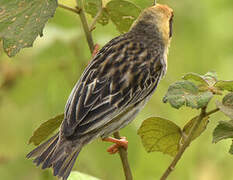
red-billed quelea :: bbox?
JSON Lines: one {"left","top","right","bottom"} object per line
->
{"left": 27, "top": 3, "right": 174, "bottom": 180}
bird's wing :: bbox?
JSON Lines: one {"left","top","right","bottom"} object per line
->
{"left": 62, "top": 35, "right": 164, "bottom": 138}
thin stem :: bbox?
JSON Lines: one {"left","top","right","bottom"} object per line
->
{"left": 58, "top": 4, "right": 81, "bottom": 14}
{"left": 76, "top": 0, "right": 94, "bottom": 52}
{"left": 89, "top": 6, "right": 103, "bottom": 31}
{"left": 153, "top": 0, "right": 157, "bottom": 5}
{"left": 205, "top": 108, "right": 219, "bottom": 116}
{"left": 160, "top": 107, "right": 207, "bottom": 180}
{"left": 113, "top": 132, "right": 133, "bottom": 180}
{"left": 74, "top": 1, "right": 133, "bottom": 179}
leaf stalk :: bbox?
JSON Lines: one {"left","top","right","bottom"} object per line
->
{"left": 89, "top": 2, "right": 103, "bottom": 31}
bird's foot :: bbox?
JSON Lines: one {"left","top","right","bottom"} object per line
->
{"left": 102, "top": 137, "right": 128, "bottom": 154}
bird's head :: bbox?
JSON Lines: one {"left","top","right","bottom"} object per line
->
{"left": 131, "top": 4, "right": 174, "bottom": 46}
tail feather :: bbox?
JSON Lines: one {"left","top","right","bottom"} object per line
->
{"left": 27, "top": 133, "right": 82, "bottom": 180}
{"left": 26, "top": 133, "right": 59, "bottom": 159}
{"left": 53, "top": 148, "right": 80, "bottom": 179}
{"left": 61, "top": 150, "right": 80, "bottom": 180}
{"left": 53, "top": 155, "right": 67, "bottom": 176}
{"left": 59, "top": 149, "right": 79, "bottom": 176}
{"left": 33, "top": 134, "right": 59, "bottom": 166}
{"left": 41, "top": 146, "right": 56, "bottom": 169}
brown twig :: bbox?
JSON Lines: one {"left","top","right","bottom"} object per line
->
{"left": 76, "top": 0, "right": 94, "bottom": 52}
{"left": 113, "top": 132, "right": 133, "bottom": 180}
{"left": 74, "top": 0, "right": 133, "bottom": 179}
{"left": 58, "top": 4, "right": 81, "bottom": 14}
{"left": 160, "top": 107, "right": 207, "bottom": 180}
{"left": 59, "top": 2, "right": 95, "bottom": 52}
{"left": 205, "top": 108, "right": 219, "bottom": 116}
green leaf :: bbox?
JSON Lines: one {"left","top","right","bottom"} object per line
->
{"left": 84, "top": 0, "right": 109, "bottom": 25}
{"left": 131, "top": 0, "right": 154, "bottom": 9}
{"left": 183, "top": 72, "right": 223, "bottom": 94}
{"left": 215, "top": 80, "right": 233, "bottom": 92}
{"left": 68, "top": 171, "right": 101, "bottom": 180}
{"left": 223, "top": 93, "right": 233, "bottom": 107}
{"left": 28, "top": 113, "right": 64, "bottom": 146}
{"left": 163, "top": 81, "right": 213, "bottom": 109}
{"left": 0, "top": 0, "right": 58, "bottom": 57}
{"left": 216, "top": 101, "right": 233, "bottom": 119}
{"left": 203, "top": 71, "right": 218, "bottom": 86}
{"left": 213, "top": 120, "right": 233, "bottom": 155}
{"left": 183, "top": 72, "right": 209, "bottom": 86}
{"left": 183, "top": 116, "right": 209, "bottom": 141}
{"left": 216, "top": 93, "right": 233, "bottom": 119}
{"left": 183, "top": 71, "right": 218, "bottom": 87}
{"left": 212, "top": 120, "right": 233, "bottom": 143}
{"left": 106, "top": 0, "right": 141, "bottom": 33}
{"left": 138, "top": 117, "right": 182, "bottom": 157}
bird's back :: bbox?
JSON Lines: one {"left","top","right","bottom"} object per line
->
{"left": 61, "top": 31, "right": 166, "bottom": 142}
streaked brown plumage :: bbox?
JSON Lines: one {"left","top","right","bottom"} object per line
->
{"left": 27, "top": 4, "right": 174, "bottom": 180}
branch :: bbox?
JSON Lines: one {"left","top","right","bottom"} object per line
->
{"left": 58, "top": 2, "right": 94, "bottom": 52}
{"left": 58, "top": 4, "right": 81, "bottom": 14}
{"left": 160, "top": 107, "right": 207, "bottom": 180}
{"left": 113, "top": 132, "right": 133, "bottom": 180}
{"left": 74, "top": 1, "right": 133, "bottom": 179}
{"left": 205, "top": 108, "right": 219, "bottom": 116}
{"left": 76, "top": 0, "right": 94, "bottom": 52}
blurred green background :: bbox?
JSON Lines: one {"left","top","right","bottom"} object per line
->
{"left": 0, "top": 0, "right": 233, "bottom": 180}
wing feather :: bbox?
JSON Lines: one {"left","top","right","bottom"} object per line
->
{"left": 62, "top": 34, "right": 164, "bottom": 138}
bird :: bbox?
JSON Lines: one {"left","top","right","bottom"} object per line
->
{"left": 27, "top": 3, "right": 174, "bottom": 180}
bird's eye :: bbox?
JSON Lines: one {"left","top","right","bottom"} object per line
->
{"left": 169, "top": 14, "right": 174, "bottom": 38}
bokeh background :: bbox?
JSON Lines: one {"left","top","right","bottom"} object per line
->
{"left": 0, "top": 0, "right": 233, "bottom": 180}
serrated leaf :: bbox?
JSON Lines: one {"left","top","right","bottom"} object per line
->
{"left": 84, "top": 0, "right": 109, "bottom": 25}
{"left": 215, "top": 80, "right": 233, "bottom": 92}
{"left": 183, "top": 71, "right": 218, "bottom": 86}
{"left": 106, "top": 0, "right": 141, "bottom": 33}
{"left": 183, "top": 72, "right": 209, "bottom": 86}
{"left": 203, "top": 71, "right": 218, "bottom": 86}
{"left": 138, "top": 117, "right": 182, "bottom": 157}
{"left": 68, "top": 171, "right": 101, "bottom": 180}
{"left": 223, "top": 93, "right": 233, "bottom": 107}
{"left": 216, "top": 101, "right": 233, "bottom": 119}
{"left": 183, "top": 72, "right": 222, "bottom": 94}
{"left": 28, "top": 113, "right": 64, "bottom": 146}
{"left": 204, "top": 71, "right": 218, "bottom": 79}
{"left": 216, "top": 93, "right": 233, "bottom": 119}
{"left": 0, "top": 0, "right": 58, "bottom": 57}
{"left": 163, "top": 81, "right": 213, "bottom": 109}
{"left": 183, "top": 116, "right": 209, "bottom": 141}
{"left": 212, "top": 120, "right": 233, "bottom": 143}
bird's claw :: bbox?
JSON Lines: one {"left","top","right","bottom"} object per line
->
{"left": 102, "top": 137, "right": 128, "bottom": 155}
